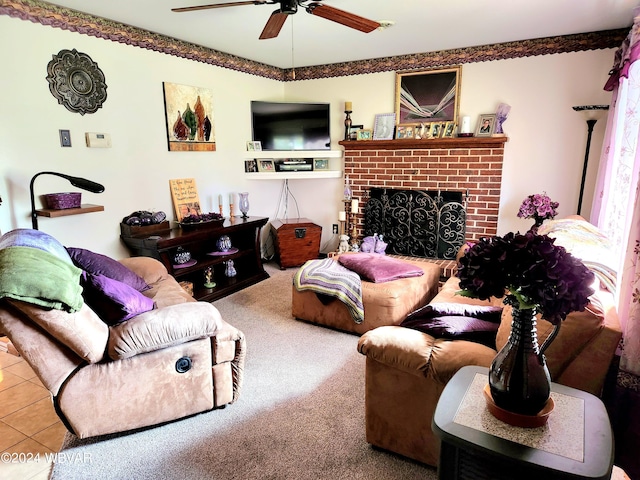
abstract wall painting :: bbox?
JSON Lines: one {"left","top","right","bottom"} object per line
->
{"left": 163, "top": 82, "right": 215, "bottom": 152}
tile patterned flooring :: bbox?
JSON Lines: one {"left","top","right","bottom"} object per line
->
{"left": 0, "top": 349, "right": 66, "bottom": 480}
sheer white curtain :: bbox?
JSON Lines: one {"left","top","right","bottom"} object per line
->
{"left": 592, "top": 11, "right": 640, "bottom": 376}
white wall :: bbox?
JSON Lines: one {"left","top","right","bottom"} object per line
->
{"left": 0, "top": 14, "right": 616, "bottom": 259}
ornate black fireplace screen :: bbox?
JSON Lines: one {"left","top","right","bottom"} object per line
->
{"left": 363, "top": 188, "right": 467, "bottom": 259}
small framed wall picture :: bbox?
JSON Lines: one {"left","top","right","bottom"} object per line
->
{"left": 257, "top": 159, "right": 275, "bottom": 172}
{"left": 246, "top": 141, "right": 255, "bottom": 151}
{"left": 475, "top": 114, "right": 496, "bottom": 137}
{"left": 373, "top": 113, "right": 396, "bottom": 140}
{"left": 314, "top": 158, "right": 329, "bottom": 171}
{"left": 253, "top": 141, "right": 262, "bottom": 151}
{"left": 356, "top": 129, "right": 372, "bottom": 140}
{"left": 244, "top": 159, "right": 258, "bottom": 173}
{"left": 431, "top": 122, "right": 443, "bottom": 138}
{"left": 442, "top": 121, "right": 456, "bottom": 138}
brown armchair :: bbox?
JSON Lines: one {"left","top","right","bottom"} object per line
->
{"left": 0, "top": 253, "right": 245, "bottom": 439}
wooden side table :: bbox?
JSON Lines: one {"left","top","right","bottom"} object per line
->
{"left": 433, "top": 365, "right": 614, "bottom": 480}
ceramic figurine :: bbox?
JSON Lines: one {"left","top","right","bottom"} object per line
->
{"left": 203, "top": 266, "right": 216, "bottom": 288}
{"left": 224, "top": 260, "right": 237, "bottom": 277}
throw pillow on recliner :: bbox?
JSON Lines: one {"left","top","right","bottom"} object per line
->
{"left": 66, "top": 247, "right": 150, "bottom": 292}
{"left": 401, "top": 302, "right": 503, "bottom": 348}
{"left": 81, "top": 272, "right": 155, "bottom": 326}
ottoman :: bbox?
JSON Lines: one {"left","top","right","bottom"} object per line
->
{"left": 292, "top": 257, "right": 441, "bottom": 335}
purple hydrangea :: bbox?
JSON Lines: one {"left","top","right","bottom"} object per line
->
{"left": 456, "top": 231, "right": 594, "bottom": 325}
{"left": 517, "top": 193, "right": 559, "bottom": 224}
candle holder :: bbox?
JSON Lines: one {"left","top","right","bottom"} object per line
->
{"left": 344, "top": 110, "right": 352, "bottom": 141}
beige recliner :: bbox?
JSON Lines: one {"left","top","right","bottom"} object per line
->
{"left": 0, "top": 255, "right": 245, "bottom": 439}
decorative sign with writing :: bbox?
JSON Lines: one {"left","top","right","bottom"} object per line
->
{"left": 169, "top": 178, "right": 202, "bottom": 221}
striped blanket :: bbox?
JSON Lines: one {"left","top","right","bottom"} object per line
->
{"left": 293, "top": 258, "right": 364, "bottom": 324}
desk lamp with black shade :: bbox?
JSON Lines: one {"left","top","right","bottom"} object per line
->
{"left": 30, "top": 171, "right": 105, "bottom": 230}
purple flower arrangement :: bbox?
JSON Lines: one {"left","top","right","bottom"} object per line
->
{"left": 457, "top": 231, "right": 595, "bottom": 325}
{"left": 517, "top": 193, "right": 559, "bottom": 225}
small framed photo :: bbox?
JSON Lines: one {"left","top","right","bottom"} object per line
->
{"left": 59, "top": 129, "right": 71, "bottom": 147}
{"left": 257, "top": 159, "right": 275, "bottom": 172}
{"left": 246, "top": 141, "right": 255, "bottom": 151}
{"left": 475, "top": 114, "right": 496, "bottom": 137}
{"left": 417, "top": 123, "right": 432, "bottom": 139}
{"left": 442, "top": 122, "right": 456, "bottom": 138}
{"left": 373, "top": 113, "right": 396, "bottom": 140}
{"left": 396, "top": 125, "right": 414, "bottom": 139}
{"left": 349, "top": 124, "right": 364, "bottom": 140}
{"left": 356, "top": 129, "right": 372, "bottom": 141}
{"left": 431, "top": 122, "right": 444, "bottom": 138}
{"left": 314, "top": 158, "right": 329, "bottom": 171}
{"left": 244, "top": 159, "right": 258, "bottom": 173}
{"left": 253, "top": 141, "right": 262, "bottom": 151}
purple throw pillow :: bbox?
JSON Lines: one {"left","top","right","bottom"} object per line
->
{"left": 401, "top": 314, "right": 499, "bottom": 348}
{"left": 338, "top": 253, "right": 424, "bottom": 283}
{"left": 81, "top": 272, "right": 155, "bottom": 325}
{"left": 67, "top": 247, "right": 150, "bottom": 292}
{"left": 401, "top": 303, "right": 503, "bottom": 348}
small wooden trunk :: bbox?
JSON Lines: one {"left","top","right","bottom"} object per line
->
{"left": 271, "top": 218, "right": 322, "bottom": 269}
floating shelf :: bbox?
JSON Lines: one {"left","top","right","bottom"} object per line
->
{"left": 245, "top": 150, "right": 342, "bottom": 159}
{"left": 35, "top": 204, "right": 104, "bottom": 218}
{"left": 245, "top": 170, "right": 342, "bottom": 180}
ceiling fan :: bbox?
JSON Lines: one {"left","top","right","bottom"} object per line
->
{"left": 172, "top": 0, "right": 381, "bottom": 40}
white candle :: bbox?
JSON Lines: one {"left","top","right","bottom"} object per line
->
{"left": 229, "top": 193, "right": 234, "bottom": 204}
{"left": 345, "top": 101, "right": 352, "bottom": 112}
{"left": 338, "top": 211, "right": 346, "bottom": 222}
{"left": 351, "top": 199, "right": 359, "bottom": 213}
{"left": 461, "top": 116, "right": 471, "bottom": 133}
{"left": 218, "top": 194, "right": 223, "bottom": 206}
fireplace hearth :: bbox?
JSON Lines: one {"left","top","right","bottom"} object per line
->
{"left": 364, "top": 188, "right": 467, "bottom": 260}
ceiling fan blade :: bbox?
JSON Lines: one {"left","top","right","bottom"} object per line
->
{"left": 307, "top": 3, "right": 380, "bottom": 33}
{"left": 259, "top": 10, "right": 288, "bottom": 39}
{"left": 172, "top": 1, "right": 269, "bottom": 13}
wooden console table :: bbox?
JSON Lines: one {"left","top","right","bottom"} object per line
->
{"left": 121, "top": 216, "right": 269, "bottom": 302}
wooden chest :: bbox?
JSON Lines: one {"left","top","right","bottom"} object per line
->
{"left": 271, "top": 218, "right": 322, "bottom": 269}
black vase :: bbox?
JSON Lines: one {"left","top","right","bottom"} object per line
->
{"left": 488, "top": 307, "right": 558, "bottom": 415}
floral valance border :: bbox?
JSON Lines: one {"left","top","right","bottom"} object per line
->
{"left": 0, "top": 0, "right": 628, "bottom": 82}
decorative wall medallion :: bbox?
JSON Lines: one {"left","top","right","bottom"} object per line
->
{"left": 46, "top": 49, "right": 108, "bottom": 115}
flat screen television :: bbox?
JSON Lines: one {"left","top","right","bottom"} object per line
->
{"left": 251, "top": 101, "right": 331, "bottom": 151}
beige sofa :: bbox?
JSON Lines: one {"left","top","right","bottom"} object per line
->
{"left": 357, "top": 218, "right": 622, "bottom": 466}
{"left": 0, "top": 255, "right": 245, "bottom": 439}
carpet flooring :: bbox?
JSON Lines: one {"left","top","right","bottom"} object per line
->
{"left": 51, "top": 263, "right": 438, "bottom": 480}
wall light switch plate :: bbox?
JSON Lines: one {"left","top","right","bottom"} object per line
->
{"left": 85, "top": 132, "right": 112, "bottom": 148}
{"left": 59, "top": 129, "right": 71, "bottom": 147}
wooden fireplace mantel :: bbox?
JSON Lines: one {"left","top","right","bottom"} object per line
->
{"left": 339, "top": 136, "right": 508, "bottom": 150}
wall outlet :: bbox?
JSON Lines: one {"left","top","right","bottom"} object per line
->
{"left": 332, "top": 224, "right": 339, "bottom": 234}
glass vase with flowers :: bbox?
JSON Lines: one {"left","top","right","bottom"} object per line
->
{"left": 457, "top": 231, "right": 594, "bottom": 416}
{"left": 517, "top": 192, "right": 559, "bottom": 230}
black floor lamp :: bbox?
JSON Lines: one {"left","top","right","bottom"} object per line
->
{"left": 572, "top": 105, "right": 609, "bottom": 215}
{"left": 30, "top": 171, "right": 105, "bottom": 230}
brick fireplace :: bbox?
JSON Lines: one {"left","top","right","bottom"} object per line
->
{"left": 340, "top": 137, "right": 508, "bottom": 243}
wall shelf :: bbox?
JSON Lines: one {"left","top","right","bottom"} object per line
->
{"left": 245, "top": 170, "right": 342, "bottom": 180}
{"left": 245, "top": 150, "right": 342, "bottom": 159}
{"left": 35, "top": 204, "right": 104, "bottom": 218}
